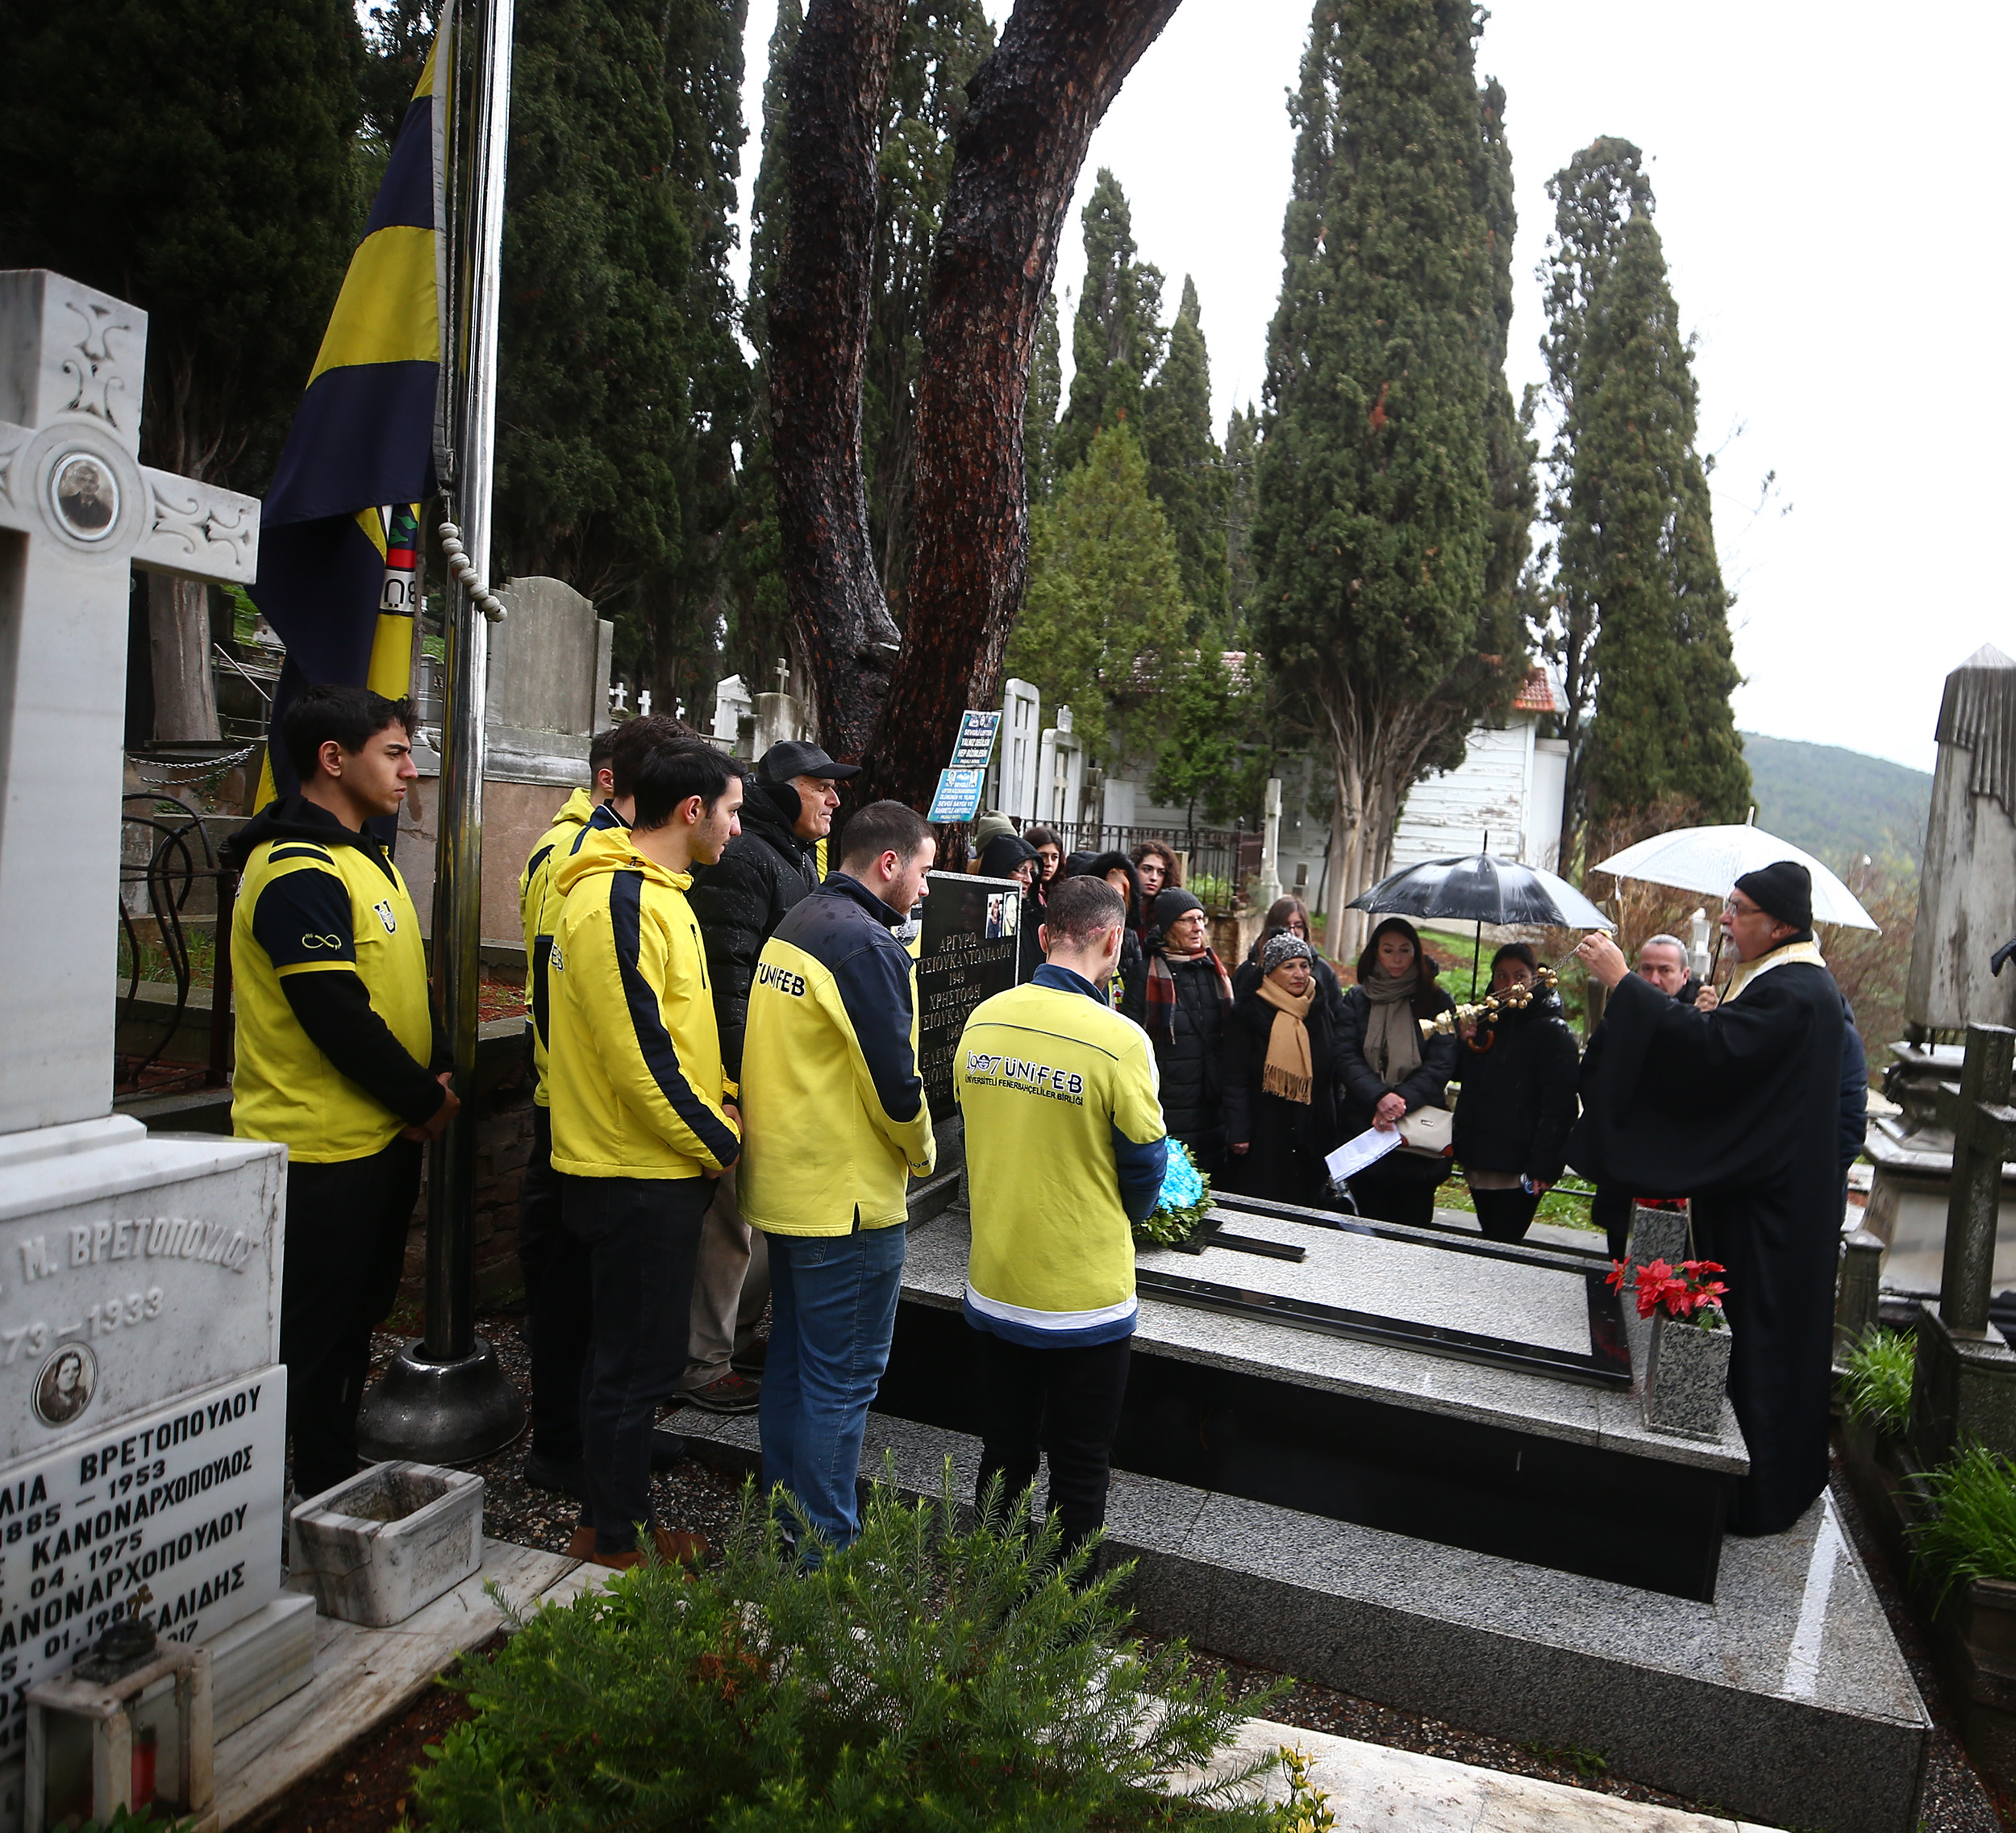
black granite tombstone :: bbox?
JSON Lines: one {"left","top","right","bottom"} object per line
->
{"left": 916, "top": 870, "right": 1026, "bottom": 1121}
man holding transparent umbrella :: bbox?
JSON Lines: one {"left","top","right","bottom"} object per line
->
{"left": 1570, "top": 862, "right": 1843, "bottom": 1538}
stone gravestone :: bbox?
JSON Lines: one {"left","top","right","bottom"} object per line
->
{"left": 1909, "top": 1023, "right": 2016, "bottom": 1466}
{"left": 1868, "top": 648, "right": 2016, "bottom": 1289}
{"left": 0, "top": 272, "right": 306, "bottom": 1794}
{"left": 915, "top": 873, "right": 1027, "bottom": 1125}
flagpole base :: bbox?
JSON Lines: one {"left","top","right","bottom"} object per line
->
{"left": 356, "top": 1335, "right": 525, "bottom": 1466}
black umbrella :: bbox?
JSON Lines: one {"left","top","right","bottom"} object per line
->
{"left": 1347, "top": 847, "right": 1611, "bottom": 996}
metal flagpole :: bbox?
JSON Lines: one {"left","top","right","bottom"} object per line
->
{"left": 360, "top": 0, "right": 525, "bottom": 1463}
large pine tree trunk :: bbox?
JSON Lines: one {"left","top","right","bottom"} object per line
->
{"left": 148, "top": 574, "right": 220, "bottom": 743}
{"left": 860, "top": 0, "right": 1184, "bottom": 816}
{"left": 766, "top": 0, "right": 1185, "bottom": 801}
{"left": 767, "top": 0, "right": 909, "bottom": 761}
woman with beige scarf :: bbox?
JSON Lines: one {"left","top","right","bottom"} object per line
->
{"left": 1223, "top": 933, "right": 1342, "bottom": 1205}
{"left": 1335, "top": 916, "right": 1458, "bottom": 1226}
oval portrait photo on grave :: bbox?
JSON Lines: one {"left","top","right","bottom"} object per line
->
{"left": 32, "top": 1342, "right": 96, "bottom": 1427}
{"left": 49, "top": 451, "right": 118, "bottom": 539}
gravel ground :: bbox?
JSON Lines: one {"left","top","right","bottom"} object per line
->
{"left": 334, "top": 1316, "right": 2006, "bottom": 1830}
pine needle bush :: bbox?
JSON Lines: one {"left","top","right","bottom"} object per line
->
{"left": 1841, "top": 1327, "right": 1914, "bottom": 1434}
{"left": 1910, "top": 1444, "right": 2016, "bottom": 1610}
{"left": 411, "top": 1466, "right": 1299, "bottom": 1831}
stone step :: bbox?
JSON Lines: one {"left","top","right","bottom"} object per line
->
{"left": 667, "top": 1404, "right": 1930, "bottom": 1833}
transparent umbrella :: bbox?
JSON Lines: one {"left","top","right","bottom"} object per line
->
{"left": 1589, "top": 824, "right": 1878, "bottom": 932}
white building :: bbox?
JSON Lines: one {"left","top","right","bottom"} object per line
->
{"left": 1388, "top": 664, "right": 1569, "bottom": 872}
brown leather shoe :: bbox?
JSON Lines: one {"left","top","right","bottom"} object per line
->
{"left": 575, "top": 1525, "right": 710, "bottom": 1571}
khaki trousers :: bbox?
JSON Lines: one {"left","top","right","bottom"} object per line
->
{"left": 678, "top": 1164, "right": 770, "bottom": 1387}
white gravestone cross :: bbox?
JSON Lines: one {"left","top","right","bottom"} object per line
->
{"left": 0, "top": 271, "right": 261, "bottom": 1133}
{"left": 0, "top": 275, "right": 291, "bottom": 1738}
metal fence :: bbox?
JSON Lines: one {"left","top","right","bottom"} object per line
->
{"left": 1030, "top": 819, "right": 1256, "bottom": 909}
{"left": 119, "top": 794, "right": 235, "bottom": 1097}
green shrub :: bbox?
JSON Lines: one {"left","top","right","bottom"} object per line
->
{"left": 1189, "top": 873, "right": 1234, "bottom": 913}
{"left": 1910, "top": 1443, "right": 2016, "bottom": 1609}
{"left": 412, "top": 1468, "right": 1297, "bottom": 1831}
{"left": 1841, "top": 1327, "right": 1914, "bottom": 1433}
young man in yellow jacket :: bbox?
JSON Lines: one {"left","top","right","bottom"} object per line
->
{"left": 513, "top": 725, "right": 618, "bottom": 1498}
{"left": 956, "top": 874, "right": 1168, "bottom": 1570}
{"left": 227, "top": 685, "right": 458, "bottom": 1502}
{"left": 739, "top": 801, "right": 937, "bottom": 1549}
{"left": 547, "top": 738, "right": 744, "bottom": 1568}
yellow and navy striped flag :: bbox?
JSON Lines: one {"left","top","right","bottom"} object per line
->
{"left": 251, "top": 18, "right": 452, "bottom": 814}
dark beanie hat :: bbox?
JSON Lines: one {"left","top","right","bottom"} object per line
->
{"left": 1152, "top": 886, "right": 1204, "bottom": 931}
{"left": 978, "top": 832, "right": 1037, "bottom": 879}
{"left": 1734, "top": 860, "right": 1813, "bottom": 931}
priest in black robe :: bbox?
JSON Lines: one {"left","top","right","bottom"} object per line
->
{"left": 1569, "top": 861, "right": 1844, "bottom": 1536}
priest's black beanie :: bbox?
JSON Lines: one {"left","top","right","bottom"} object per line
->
{"left": 1734, "top": 860, "right": 1813, "bottom": 931}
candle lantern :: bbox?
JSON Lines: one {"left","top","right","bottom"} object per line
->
{"left": 23, "top": 1614, "right": 214, "bottom": 1833}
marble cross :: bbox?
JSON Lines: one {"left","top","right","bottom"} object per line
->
{"left": 1935, "top": 1023, "right": 2016, "bottom": 1338}
{"left": 0, "top": 270, "right": 261, "bottom": 1135}
{"left": 638, "top": 687, "right": 652, "bottom": 718}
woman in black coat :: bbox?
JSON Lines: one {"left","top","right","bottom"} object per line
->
{"left": 1335, "top": 916, "right": 1458, "bottom": 1227}
{"left": 1142, "top": 886, "right": 1234, "bottom": 1174}
{"left": 1224, "top": 933, "right": 1342, "bottom": 1206}
{"left": 1233, "top": 895, "right": 1344, "bottom": 1012}
{"left": 1450, "top": 944, "right": 1581, "bottom": 1244}
{"left": 1077, "top": 850, "right": 1148, "bottom": 1021}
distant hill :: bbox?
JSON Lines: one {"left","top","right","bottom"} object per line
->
{"left": 1739, "top": 732, "right": 1931, "bottom": 867}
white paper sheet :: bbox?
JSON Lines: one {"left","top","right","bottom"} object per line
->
{"left": 1325, "top": 1125, "right": 1404, "bottom": 1183}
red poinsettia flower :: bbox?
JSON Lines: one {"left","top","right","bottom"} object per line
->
{"left": 1606, "top": 1260, "right": 1632, "bottom": 1294}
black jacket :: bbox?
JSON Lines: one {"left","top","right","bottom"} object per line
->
{"left": 1222, "top": 984, "right": 1342, "bottom": 1179}
{"left": 1145, "top": 941, "right": 1231, "bottom": 1157}
{"left": 1335, "top": 980, "right": 1458, "bottom": 1134}
{"left": 1449, "top": 988, "right": 1581, "bottom": 1182}
{"left": 686, "top": 779, "right": 819, "bottom": 1077}
{"left": 1839, "top": 994, "right": 1868, "bottom": 1177}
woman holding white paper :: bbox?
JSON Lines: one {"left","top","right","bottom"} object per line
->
{"left": 1335, "top": 917, "right": 1458, "bottom": 1226}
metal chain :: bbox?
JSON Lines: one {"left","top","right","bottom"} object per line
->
{"left": 129, "top": 744, "right": 259, "bottom": 784}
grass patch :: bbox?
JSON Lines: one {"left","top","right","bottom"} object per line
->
{"left": 1840, "top": 1327, "right": 1914, "bottom": 1434}
{"left": 1910, "top": 1443, "right": 2016, "bottom": 1609}
{"left": 1438, "top": 1176, "right": 1600, "bottom": 1235}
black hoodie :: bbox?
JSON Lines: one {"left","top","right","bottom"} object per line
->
{"left": 686, "top": 777, "right": 821, "bottom": 1077}
{"left": 1448, "top": 984, "right": 1581, "bottom": 1183}
{"left": 227, "top": 797, "right": 449, "bottom": 1127}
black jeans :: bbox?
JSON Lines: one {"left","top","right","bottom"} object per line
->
{"left": 280, "top": 1138, "right": 423, "bottom": 1502}
{"left": 1472, "top": 1185, "right": 1543, "bottom": 1244}
{"left": 972, "top": 1329, "right": 1132, "bottom": 1569}
{"left": 517, "top": 1106, "right": 589, "bottom": 1461}
{"left": 1347, "top": 1155, "right": 1443, "bottom": 1229}
{"left": 560, "top": 1174, "right": 709, "bottom": 1554}
{"left": 1593, "top": 1186, "right": 1632, "bottom": 1260}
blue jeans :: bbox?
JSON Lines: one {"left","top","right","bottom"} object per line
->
{"left": 759, "top": 1223, "right": 907, "bottom": 1549}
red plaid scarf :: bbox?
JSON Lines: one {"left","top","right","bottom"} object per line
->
{"left": 1144, "top": 945, "right": 1233, "bottom": 1045}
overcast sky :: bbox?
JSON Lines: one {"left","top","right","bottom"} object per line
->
{"left": 733, "top": 1, "right": 2016, "bottom": 774}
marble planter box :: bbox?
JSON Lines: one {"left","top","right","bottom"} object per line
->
{"left": 1642, "top": 1313, "right": 1732, "bottom": 1439}
{"left": 289, "top": 1463, "right": 483, "bottom": 1628}
{"left": 1935, "top": 1577, "right": 2016, "bottom": 1802}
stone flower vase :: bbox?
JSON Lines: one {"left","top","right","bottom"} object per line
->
{"left": 1642, "top": 1310, "right": 1733, "bottom": 1439}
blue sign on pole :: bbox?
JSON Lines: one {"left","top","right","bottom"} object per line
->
{"left": 949, "top": 709, "right": 1002, "bottom": 772}
{"left": 927, "top": 768, "right": 987, "bottom": 823}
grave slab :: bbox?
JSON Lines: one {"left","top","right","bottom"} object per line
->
{"left": 667, "top": 1407, "right": 1928, "bottom": 1833}
{"left": 886, "top": 1202, "right": 1745, "bottom": 1600}
{"left": 0, "top": 1119, "right": 281, "bottom": 1466}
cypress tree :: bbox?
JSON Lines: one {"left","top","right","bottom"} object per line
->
{"left": 0, "top": 0, "right": 360, "bottom": 490}
{"left": 1252, "top": 0, "right": 1507, "bottom": 945}
{"left": 488, "top": 0, "right": 750, "bottom": 710}
{"left": 1141, "top": 277, "right": 1229, "bottom": 626}
{"left": 723, "top": 0, "right": 801, "bottom": 691}
{"left": 1052, "top": 171, "right": 1164, "bottom": 477}
{"left": 1478, "top": 78, "right": 1539, "bottom": 680}
{"left": 1223, "top": 403, "right": 1261, "bottom": 626}
{"left": 1025, "top": 290, "right": 1064, "bottom": 507}
{"left": 1543, "top": 140, "right": 1747, "bottom": 855}
{"left": 1005, "top": 422, "right": 1189, "bottom": 767}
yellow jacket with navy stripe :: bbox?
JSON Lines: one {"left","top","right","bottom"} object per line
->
{"left": 547, "top": 825, "right": 739, "bottom": 1180}
{"left": 956, "top": 965, "right": 1168, "bottom": 1345}
{"left": 737, "top": 874, "right": 935, "bottom": 1235}
{"left": 517, "top": 788, "right": 597, "bottom": 1107}
{"left": 229, "top": 798, "right": 437, "bottom": 1164}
